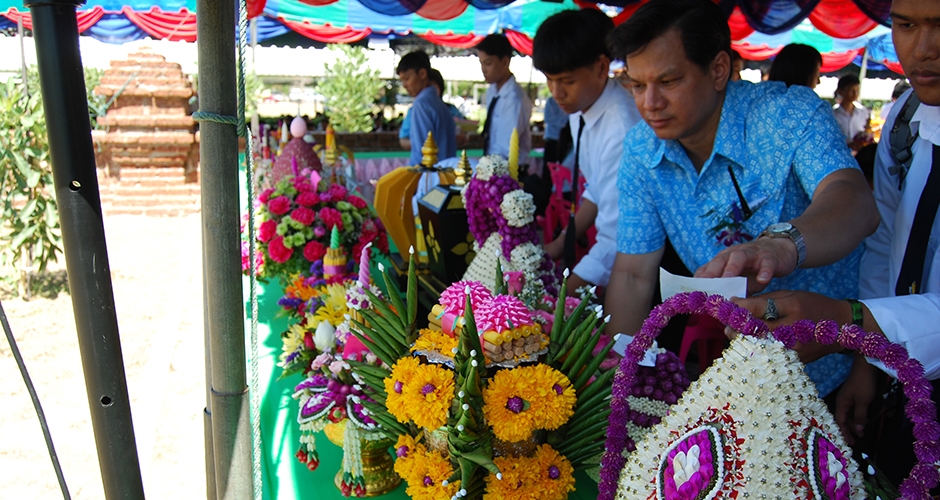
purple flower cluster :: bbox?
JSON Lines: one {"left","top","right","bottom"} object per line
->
{"left": 630, "top": 352, "right": 691, "bottom": 406}
{"left": 464, "top": 174, "right": 539, "bottom": 259}
{"left": 598, "top": 291, "right": 940, "bottom": 500}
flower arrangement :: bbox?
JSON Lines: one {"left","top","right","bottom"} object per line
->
{"left": 278, "top": 244, "right": 399, "bottom": 497}
{"left": 461, "top": 155, "right": 560, "bottom": 302}
{"left": 245, "top": 170, "right": 387, "bottom": 282}
{"left": 599, "top": 292, "right": 940, "bottom": 500}
{"left": 344, "top": 256, "right": 618, "bottom": 500}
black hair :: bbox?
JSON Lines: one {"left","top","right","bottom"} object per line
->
{"left": 476, "top": 34, "right": 514, "bottom": 59}
{"left": 397, "top": 51, "right": 431, "bottom": 75}
{"left": 893, "top": 80, "right": 912, "bottom": 100}
{"left": 533, "top": 9, "right": 614, "bottom": 75}
{"left": 836, "top": 74, "right": 861, "bottom": 93}
{"left": 607, "top": 0, "right": 731, "bottom": 73}
{"left": 429, "top": 68, "right": 444, "bottom": 94}
{"left": 731, "top": 49, "right": 743, "bottom": 63}
{"left": 767, "top": 44, "right": 822, "bottom": 88}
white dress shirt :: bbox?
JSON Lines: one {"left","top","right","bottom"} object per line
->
{"left": 860, "top": 90, "right": 940, "bottom": 379}
{"left": 568, "top": 79, "right": 642, "bottom": 286}
{"left": 483, "top": 75, "right": 533, "bottom": 165}
{"left": 832, "top": 101, "right": 871, "bottom": 142}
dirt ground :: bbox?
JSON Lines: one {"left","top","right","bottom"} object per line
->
{"left": 0, "top": 214, "right": 208, "bottom": 499}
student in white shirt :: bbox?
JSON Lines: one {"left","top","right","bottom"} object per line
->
{"left": 729, "top": 0, "right": 939, "bottom": 486}
{"left": 476, "top": 34, "right": 532, "bottom": 165}
{"left": 832, "top": 74, "right": 872, "bottom": 152}
{"left": 533, "top": 9, "right": 642, "bottom": 290}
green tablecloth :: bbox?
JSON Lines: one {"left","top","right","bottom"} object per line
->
{"left": 248, "top": 279, "right": 599, "bottom": 500}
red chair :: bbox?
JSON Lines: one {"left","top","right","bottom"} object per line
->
{"left": 678, "top": 314, "right": 728, "bottom": 370}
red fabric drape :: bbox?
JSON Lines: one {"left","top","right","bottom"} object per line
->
{"left": 415, "top": 0, "right": 468, "bottom": 21}
{"left": 4, "top": 7, "right": 104, "bottom": 33}
{"left": 877, "top": 60, "right": 905, "bottom": 75}
{"left": 418, "top": 32, "right": 483, "bottom": 49}
{"left": 808, "top": 0, "right": 877, "bottom": 39}
{"left": 122, "top": 7, "right": 197, "bottom": 42}
{"left": 612, "top": 0, "right": 650, "bottom": 25}
{"left": 733, "top": 41, "right": 862, "bottom": 72}
{"left": 278, "top": 19, "right": 371, "bottom": 43}
{"left": 247, "top": 0, "right": 267, "bottom": 19}
{"left": 504, "top": 29, "right": 533, "bottom": 56}
{"left": 728, "top": 7, "right": 754, "bottom": 41}
{"left": 296, "top": 0, "right": 340, "bottom": 5}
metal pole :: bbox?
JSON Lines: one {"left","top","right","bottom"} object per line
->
{"left": 17, "top": 16, "right": 27, "bottom": 92}
{"left": 196, "top": 0, "right": 252, "bottom": 498}
{"left": 859, "top": 49, "right": 869, "bottom": 97}
{"left": 24, "top": 0, "right": 144, "bottom": 498}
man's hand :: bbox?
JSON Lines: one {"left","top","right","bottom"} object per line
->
{"left": 834, "top": 356, "right": 878, "bottom": 446}
{"left": 544, "top": 232, "right": 565, "bottom": 261}
{"left": 730, "top": 291, "right": 851, "bottom": 363}
{"left": 695, "top": 236, "right": 799, "bottom": 294}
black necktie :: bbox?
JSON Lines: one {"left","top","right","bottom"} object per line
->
{"left": 896, "top": 144, "right": 940, "bottom": 295}
{"left": 482, "top": 95, "right": 499, "bottom": 155}
{"left": 564, "top": 115, "right": 586, "bottom": 270}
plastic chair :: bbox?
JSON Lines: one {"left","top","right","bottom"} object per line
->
{"left": 678, "top": 314, "right": 728, "bottom": 370}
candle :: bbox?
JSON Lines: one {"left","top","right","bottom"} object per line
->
{"left": 508, "top": 127, "right": 519, "bottom": 180}
{"left": 358, "top": 242, "right": 372, "bottom": 286}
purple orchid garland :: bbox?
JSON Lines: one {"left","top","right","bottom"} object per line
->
{"left": 463, "top": 173, "right": 540, "bottom": 260}
{"left": 598, "top": 291, "right": 940, "bottom": 500}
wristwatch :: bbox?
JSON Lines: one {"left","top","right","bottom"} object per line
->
{"left": 760, "top": 222, "right": 807, "bottom": 268}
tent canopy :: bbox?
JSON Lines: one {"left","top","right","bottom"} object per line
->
{"left": 0, "top": 0, "right": 900, "bottom": 73}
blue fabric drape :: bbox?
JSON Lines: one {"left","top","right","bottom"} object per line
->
{"left": 85, "top": 13, "right": 148, "bottom": 43}
{"left": 357, "top": 0, "right": 426, "bottom": 16}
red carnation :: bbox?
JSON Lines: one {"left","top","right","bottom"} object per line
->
{"left": 294, "top": 177, "right": 313, "bottom": 193}
{"left": 291, "top": 207, "right": 316, "bottom": 226}
{"left": 319, "top": 207, "right": 344, "bottom": 232}
{"left": 268, "top": 236, "right": 293, "bottom": 263}
{"left": 303, "top": 240, "right": 327, "bottom": 262}
{"left": 346, "top": 195, "right": 367, "bottom": 210}
{"left": 258, "top": 219, "right": 277, "bottom": 242}
{"left": 327, "top": 184, "right": 347, "bottom": 200}
{"left": 296, "top": 191, "right": 320, "bottom": 207}
{"left": 268, "top": 195, "right": 291, "bottom": 215}
{"left": 259, "top": 188, "right": 275, "bottom": 204}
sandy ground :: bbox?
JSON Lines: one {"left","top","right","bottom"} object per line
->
{"left": 0, "top": 214, "right": 207, "bottom": 499}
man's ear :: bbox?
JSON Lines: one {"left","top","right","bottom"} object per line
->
{"left": 419, "top": 68, "right": 428, "bottom": 81}
{"left": 596, "top": 55, "right": 611, "bottom": 79}
{"left": 711, "top": 50, "right": 731, "bottom": 91}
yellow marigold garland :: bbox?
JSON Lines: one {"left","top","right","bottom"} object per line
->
{"left": 484, "top": 454, "right": 539, "bottom": 500}
{"left": 411, "top": 328, "right": 458, "bottom": 357}
{"left": 393, "top": 434, "right": 460, "bottom": 500}
{"left": 383, "top": 357, "right": 455, "bottom": 430}
{"left": 483, "top": 365, "right": 576, "bottom": 442}
{"left": 532, "top": 444, "right": 575, "bottom": 500}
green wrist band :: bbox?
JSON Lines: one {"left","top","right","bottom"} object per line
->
{"left": 846, "top": 299, "right": 863, "bottom": 328}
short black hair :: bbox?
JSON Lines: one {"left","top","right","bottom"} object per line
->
{"left": 768, "top": 44, "right": 822, "bottom": 88}
{"left": 607, "top": 0, "right": 731, "bottom": 73}
{"left": 397, "top": 51, "right": 431, "bottom": 75}
{"left": 892, "top": 80, "right": 911, "bottom": 100}
{"left": 836, "top": 74, "right": 861, "bottom": 93}
{"left": 429, "top": 68, "right": 444, "bottom": 93}
{"left": 533, "top": 9, "right": 614, "bottom": 75}
{"left": 476, "top": 34, "right": 513, "bottom": 59}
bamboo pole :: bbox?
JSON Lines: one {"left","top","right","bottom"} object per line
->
{"left": 196, "top": 0, "right": 252, "bottom": 498}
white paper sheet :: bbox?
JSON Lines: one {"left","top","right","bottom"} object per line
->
{"left": 659, "top": 267, "right": 747, "bottom": 302}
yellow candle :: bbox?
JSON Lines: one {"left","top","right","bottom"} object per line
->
{"left": 508, "top": 127, "right": 519, "bottom": 180}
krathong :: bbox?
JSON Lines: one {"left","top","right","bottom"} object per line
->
{"left": 598, "top": 292, "right": 940, "bottom": 500}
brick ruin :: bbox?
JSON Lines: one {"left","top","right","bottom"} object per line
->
{"left": 92, "top": 47, "right": 200, "bottom": 215}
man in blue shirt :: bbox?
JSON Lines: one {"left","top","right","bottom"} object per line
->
{"left": 604, "top": 0, "right": 879, "bottom": 397}
{"left": 397, "top": 51, "right": 456, "bottom": 165}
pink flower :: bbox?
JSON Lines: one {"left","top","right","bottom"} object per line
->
{"left": 504, "top": 271, "right": 525, "bottom": 294}
{"left": 314, "top": 225, "right": 327, "bottom": 238}
{"left": 343, "top": 334, "right": 370, "bottom": 362}
{"left": 328, "top": 360, "right": 346, "bottom": 375}
{"left": 347, "top": 195, "right": 367, "bottom": 210}
{"left": 268, "top": 236, "right": 293, "bottom": 263}
{"left": 268, "top": 196, "right": 291, "bottom": 215}
{"left": 311, "top": 352, "right": 332, "bottom": 371}
{"left": 291, "top": 207, "right": 316, "bottom": 226}
{"left": 328, "top": 184, "right": 347, "bottom": 200}
{"left": 294, "top": 177, "right": 312, "bottom": 193}
{"left": 303, "top": 240, "right": 327, "bottom": 262}
{"left": 319, "top": 207, "right": 343, "bottom": 231}
{"left": 258, "top": 220, "right": 277, "bottom": 242}
{"left": 259, "top": 188, "right": 274, "bottom": 204}
{"left": 296, "top": 191, "right": 320, "bottom": 207}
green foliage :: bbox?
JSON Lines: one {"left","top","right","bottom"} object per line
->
{"left": 318, "top": 45, "right": 383, "bottom": 133}
{"left": 26, "top": 65, "right": 105, "bottom": 129}
{"left": 0, "top": 77, "right": 62, "bottom": 298}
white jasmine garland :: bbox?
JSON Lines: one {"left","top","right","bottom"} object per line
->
{"left": 474, "top": 154, "right": 509, "bottom": 181}
{"left": 499, "top": 189, "right": 536, "bottom": 227}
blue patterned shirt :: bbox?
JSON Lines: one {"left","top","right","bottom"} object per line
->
{"left": 616, "top": 80, "right": 862, "bottom": 396}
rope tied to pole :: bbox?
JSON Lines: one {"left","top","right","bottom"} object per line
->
{"left": 192, "top": 111, "right": 244, "bottom": 134}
